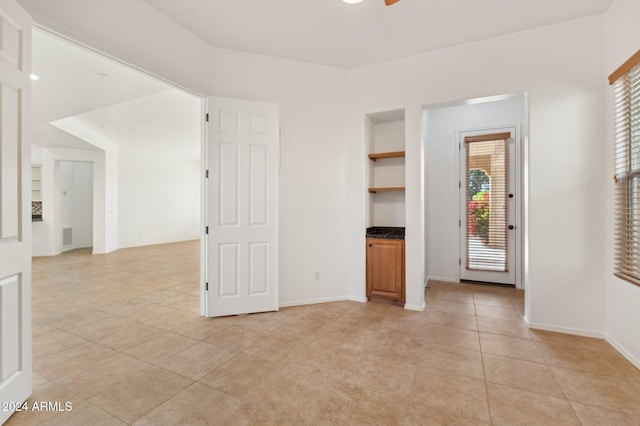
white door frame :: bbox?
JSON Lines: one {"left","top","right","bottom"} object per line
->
{"left": 456, "top": 123, "right": 523, "bottom": 288}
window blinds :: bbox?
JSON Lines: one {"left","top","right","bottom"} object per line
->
{"left": 464, "top": 133, "right": 510, "bottom": 272}
{"left": 612, "top": 52, "right": 640, "bottom": 286}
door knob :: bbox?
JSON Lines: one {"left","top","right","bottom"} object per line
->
{"left": 508, "top": 225, "right": 514, "bottom": 230}
{"left": 508, "top": 194, "right": 514, "bottom": 198}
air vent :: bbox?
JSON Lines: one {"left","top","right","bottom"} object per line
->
{"left": 62, "top": 227, "right": 73, "bottom": 247}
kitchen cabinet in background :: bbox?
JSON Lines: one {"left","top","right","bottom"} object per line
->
{"left": 366, "top": 237, "right": 405, "bottom": 304}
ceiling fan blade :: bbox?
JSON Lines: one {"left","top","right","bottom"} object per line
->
{"left": 384, "top": 0, "right": 400, "bottom": 5}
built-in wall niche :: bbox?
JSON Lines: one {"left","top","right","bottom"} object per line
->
{"left": 32, "top": 165, "right": 42, "bottom": 221}
{"left": 365, "top": 109, "right": 405, "bottom": 227}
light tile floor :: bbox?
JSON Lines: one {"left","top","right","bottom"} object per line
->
{"left": 7, "top": 240, "right": 640, "bottom": 425}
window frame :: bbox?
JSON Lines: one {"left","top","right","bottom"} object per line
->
{"left": 610, "top": 50, "right": 640, "bottom": 286}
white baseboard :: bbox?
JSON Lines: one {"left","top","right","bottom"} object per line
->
{"left": 523, "top": 316, "right": 605, "bottom": 338}
{"left": 427, "top": 276, "right": 458, "bottom": 283}
{"left": 61, "top": 243, "right": 92, "bottom": 253}
{"left": 345, "top": 295, "right": 368, "bottom": 303}
{"left": 404, "top": 302, "right": 426, "bottom": 312}
{"left": 279, "top": 295, "right": 366, "bottom": 308}
{"left": 605, "top": 334, "right": 640, "bottom": 371}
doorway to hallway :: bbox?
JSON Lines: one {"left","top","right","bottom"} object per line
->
{"left": 423, "top": 92, "right": 526, "bottom": 290}
{"left": 59, "top": 160, "right": 94, "bottom": 252}
{"left": 30, "top": 27, "right": 203, "bottom": 257}
{"left": 458, "top": 128, "right": 519, "bottom": 286}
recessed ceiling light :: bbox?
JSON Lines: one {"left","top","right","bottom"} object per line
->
{"left": 97, "top": 73, "right": 109, "bottom": 80}
{"left": 30, "top": 74, "right": 39, "bottom": 80}
{"left": 343, "top": 0, "right": 364, "bottom": 4}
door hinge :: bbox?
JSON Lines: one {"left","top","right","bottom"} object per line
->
{"left": 459, "top": 143, "right": 461, "bottom": 150}
{"left": 459, "top": 181, "right": 461, "bottom": 189}
{"left": 205, "top": 169, "right": 209, "bottom": 178}
{"left": 205, "top": 226, "right": 209, "bottom": 234}
{"left": 206, "top": 113, "right": 209, "bottom": 122}
{"left": 459, "top": 258, "right": 461, "bottom": 266}
{"left": 459, "top": 219, "right": 461, "bottom": 227}
{"left": 205, "top": 282, "right": 209, "bottom": 291}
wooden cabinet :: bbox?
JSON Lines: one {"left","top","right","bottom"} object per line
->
{"left": 366, "top": 238, "right": 405, "bottom": 303}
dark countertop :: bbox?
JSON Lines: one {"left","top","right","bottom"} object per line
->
{"left": 366, "top": 226, "right": 405, "bottom": 240}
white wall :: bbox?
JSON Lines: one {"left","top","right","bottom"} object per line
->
{"left": 603, "top": 0, "right": 640, "bottom": 367}
{"left": 20, "top": 0, "right": 350, "bottom": 306}
{"left": 53, "top": 109, "right": 201, "bottom": 250}
{"left": 425, "top": 96, "right": 526, "bottom": 283}
{"left": 346, "top": 16, "right": 607, "bottom": 328}
{"left": 33, "top": 138, "right": 200, "bottom": 254}
{"left": 118, "top": 147, "right": 199, "bottom": 248}
{"left": 50, "top": 117, "right": 120, "bottom": 253}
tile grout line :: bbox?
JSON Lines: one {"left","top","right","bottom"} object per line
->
{"left": 475, "top": 295, "right": 496, "bottom": 426}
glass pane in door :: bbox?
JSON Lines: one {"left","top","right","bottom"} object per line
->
{"left": 465, "top": 138, "right": 509, "bottom": 272}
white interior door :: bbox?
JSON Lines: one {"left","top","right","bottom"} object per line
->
{"left": 59, "top": 161, "right": 94, "bottom": 252}
{"left": 205, "top": 97, "right": 279, "bottom": 317}
{"left": 459, "top": 127, "right": 518, "bottom": 286}
{"left": 0, "top": 0, "right": 32, "bottom": 423}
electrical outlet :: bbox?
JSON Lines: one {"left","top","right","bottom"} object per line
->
{"left": 313, "top": 272, "right": 320, "bottom": 281}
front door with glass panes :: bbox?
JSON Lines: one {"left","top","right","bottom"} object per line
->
{"left": 459, "top": 128, "right": 518, "bottom": 286}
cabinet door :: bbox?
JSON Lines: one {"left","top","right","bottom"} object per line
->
{"left": 366, "top": 238, "right": 404, "bottom": 302}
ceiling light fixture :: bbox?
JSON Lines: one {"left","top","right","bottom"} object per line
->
{"left": 342, "top": 0, "right": 364, "bottom": 4}
{"left": 30, "top": 74, "right": 39, "bottom": 80}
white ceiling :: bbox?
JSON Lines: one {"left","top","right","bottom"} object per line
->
{"left": 54, "top": 90, "right": 202, "bottom": 159}
{"left": 31, "top": 29, "right": 201, "bottom": 156}
{"left": 145, "top": 0, "right": 614, "bottom": 69}
{"left": 29, "top": 0, "right": 614, "bottom": 154}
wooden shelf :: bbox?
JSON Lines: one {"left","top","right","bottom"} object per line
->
{"left": 368, "top": 151, "right": 405, "bottom": 161}
{"left": 368, "top": 187, "right": 405, "bottom": 193}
